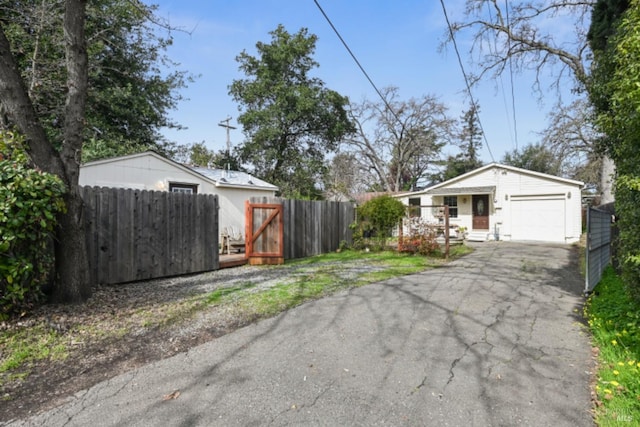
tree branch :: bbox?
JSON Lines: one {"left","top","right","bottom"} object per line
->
{"left": 0, "top": 25, "right": 64, "bottom": 176}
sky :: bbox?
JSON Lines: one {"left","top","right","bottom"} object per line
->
{"left": 150, "top": 0, "right": 582, "bottom": 164}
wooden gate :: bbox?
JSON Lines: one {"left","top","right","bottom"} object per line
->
{"left": 245, "top": 201, "right": 284, "bottom": 265}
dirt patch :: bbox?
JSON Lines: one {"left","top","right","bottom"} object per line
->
{"left": 1, "top": 259, "right": 390, "bottom": 423}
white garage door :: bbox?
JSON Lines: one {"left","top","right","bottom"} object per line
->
{"left": 510, "top": 197, "right": 566, "bottom": 243}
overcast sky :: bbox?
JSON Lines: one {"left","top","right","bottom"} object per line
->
{"left": 151, "top": 0, "right": 582, "bottom": 164}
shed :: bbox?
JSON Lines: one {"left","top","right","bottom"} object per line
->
{"left": 78, "top": 151, "right": 278, "bottom": 236}
{"left": 395, "top": 163, "right": 584, "bottom": 243}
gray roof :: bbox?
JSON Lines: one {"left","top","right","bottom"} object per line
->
{"left": 190, "top": 167, "right": 278, "bottom": 190}
{"left": 426, "top": 186, "right": 495, "bottom": 195}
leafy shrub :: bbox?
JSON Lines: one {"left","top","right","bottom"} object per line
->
{"left": 614, "top": 176, "right": 640, "bottom": 301}
{"left": 585, "top": 267, "right": 640, "bottom": 423}
{"left": 356, "top": 195, "right": 406, "bottom": 248}
{"left": 399, "top": 227, "right": 442, "bottom": 256}
{"left": 0, "top": 131, "right": 66, "bottom": 319}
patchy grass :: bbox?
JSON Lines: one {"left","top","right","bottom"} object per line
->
{"left": 199, "top": 248, "right": 473, "bottom": 321}
{"left": 205, "top": 282, "right": 256, "bottom": 304}
{"left": 0, "top": 245, "right": 473, "bottom": 407}
{"left": 0, "top": 325, "right": 68, "bottom": 387}
{"left": 585, "top": 266, "right": 640, "bottom": 426}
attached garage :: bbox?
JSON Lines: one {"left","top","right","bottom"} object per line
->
{"left": 509, "top": 195, "right": 567, "bottom": 243}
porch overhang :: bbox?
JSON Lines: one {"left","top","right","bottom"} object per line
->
{"left": 426, "top": 186, "right": 496, "bottom": 196}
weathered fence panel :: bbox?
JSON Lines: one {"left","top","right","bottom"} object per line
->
{"left": 585, "top": 206, "right": 613, "bottom": 293}
{"left": 81, "top": 186, "right": 219, "bottom": 285}
{"left": 249, "top": 197, "right": 355, "bottom": 260}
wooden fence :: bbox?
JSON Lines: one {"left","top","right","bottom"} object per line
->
{"left": 80, "top": 186, "right": 219, "bottom": 285}
{"left": 249, "top": 197, "right": 355, "bottom": 260}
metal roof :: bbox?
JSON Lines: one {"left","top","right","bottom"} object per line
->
{"left": 190, "top": 166, "right": 278, "bottom": 190}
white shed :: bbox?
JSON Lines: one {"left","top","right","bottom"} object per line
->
{"left": 79, "top": 151, "right": 278, "bottom": 235}
{"left": 395, "top": 163, "right": 584, "bottom": 244}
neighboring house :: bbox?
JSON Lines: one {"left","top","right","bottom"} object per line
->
{"left": 79, "top": 151, "right": 278, "bottom": 235}
{"left": 395, "top": 163, "right": 584, "bottom": 244}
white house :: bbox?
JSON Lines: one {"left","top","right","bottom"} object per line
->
{"left": 395, "top": 163, "right": 584, "bottom": 244}
{"left": 78, "top": 151, "right": 278, "bottom": 235}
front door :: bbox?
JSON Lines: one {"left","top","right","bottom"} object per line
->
{"left": 472, "top": 194, "right": 489, "bottom": 230}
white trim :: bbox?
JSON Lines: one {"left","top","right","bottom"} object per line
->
{"left": 438, "top": 163, "right": 583, "bottom": 187}
{"left": 82, "top": 151, "right": 278, "bottom": 192}
{"left": 400, "top": 163, "right": 583, "bottom": 197}
{"left": 510, "top": 193, "right": 566, "bottom": 201}
{"left": 83, "top": 151, "right": 219, "bottom": 187}
{"left": 214, "top": 181, "right": 278, "bottom": 191}
{"left": 93, "top": 181, "right": 145, "bottom": 190}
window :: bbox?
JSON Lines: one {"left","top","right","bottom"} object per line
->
{"left": 408, "top": 197, "right": 421, "bottom": 217}
{"left": 169, "top": 183, "right": 198, "bottom": 194}
{"left": 443, "top": 196, "right": 458, "bottom": 218}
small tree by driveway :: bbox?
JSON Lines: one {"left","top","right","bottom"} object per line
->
{"left": 356, "top": 195, "right": 405, "bottom": 248}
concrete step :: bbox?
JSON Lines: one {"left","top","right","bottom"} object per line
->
{"left": 466, "top": 231, "right": 490, "bottom": 242}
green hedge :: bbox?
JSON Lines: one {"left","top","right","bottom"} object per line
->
{"left": 591, "top": 4, "right": 640, "bottom": 302}
{"left": 0, "top": 131, "right": 66, "bottom": 319}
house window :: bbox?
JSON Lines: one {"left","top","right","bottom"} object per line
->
{"left": 408, "top": 197, "right": 421, "bottom": 217}
{"left": 169, "top": 183, "right": 198, "bottom": 194}
{"left": 443, "top": 196, "right": 458, "bottom": 218}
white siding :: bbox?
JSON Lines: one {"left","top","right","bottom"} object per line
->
{"left": 79, "top": 153, "right": 277, "bottom": 239}
{"left": 79, "top": 154, "right": 214, "bottom": 193}
{"left": 217, "top": 187, "right": 258, "bottom": 235}
{"left": 394, "top": 164, "right": 583, "bottom": 243}
{"left": 444, "top": 167, "right": 581, "bottom": 242}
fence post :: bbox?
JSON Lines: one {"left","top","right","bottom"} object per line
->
{"left": 444, "top": 205, "right": 450, "bottom": 259}
{"left": 398, "top": 214, "right": 405, "bottom": 252}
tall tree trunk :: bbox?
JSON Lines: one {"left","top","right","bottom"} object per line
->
{"left": 600, "top": 155, "right": 615, "bottom": 205}
{"left": 52, "top": 0, "right": 90, "bottom": 302}
{"left": 54, "top": 189, "right": 90, "bottom": 302}
{"left": 0, "top": 1, "right": 91, "bottom": 302}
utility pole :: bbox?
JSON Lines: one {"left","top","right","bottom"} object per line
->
{"left": 218, "top": 116, "right": 236, "bottom": 172}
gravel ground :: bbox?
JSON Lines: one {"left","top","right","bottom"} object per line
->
{"left": 1, "top": 256, "right": 391, "bottom": 423}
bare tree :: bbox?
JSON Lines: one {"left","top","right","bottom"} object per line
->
{"left": 446, "top": 0, "right": 614, "bottom": 197}
{"left": 0, "top": 0, "right": 90, "bottom": 301}
{"left": 344, "top": 87, "right": 451, "bottom": 193}
{"left": 448, "top": 0, "right": 593, "bottom": 92}
{"left": 323, "top": 152, "right": 371, "bottom": 200}
{"left": 539, "top": 98, "right": 601, "bottom": 179}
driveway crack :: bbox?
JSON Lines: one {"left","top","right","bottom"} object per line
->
{"left": 446, "top": 343, "right": 472, "bottom": 386}
{"left": 302, "top": 379, "right": 336, "bottom": 409}
{"left": 268, "top": 379, "right": 336, "bottom": 425}
{"left": 409, "top": 375, "right": 428, "bottom": 395}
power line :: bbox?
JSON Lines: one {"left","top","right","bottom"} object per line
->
{"left": 486, "top": 2, "right": 515, "bottom": 152}
{"left": 504, "top": 0, "right": 519, "bottom": 151}
{"left": 438, "top": 0, "right": 495, "bottom": 163}
{"left": 313, "top": 0, "right": 404, "bottom": 128}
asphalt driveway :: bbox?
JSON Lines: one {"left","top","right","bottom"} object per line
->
{"left": 10, "top": 241, "right": 593, "bottom": 426}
